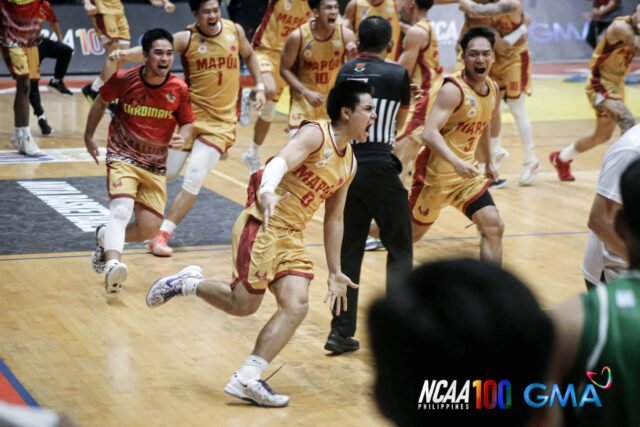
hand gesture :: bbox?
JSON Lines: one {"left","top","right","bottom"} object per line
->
{"left": 252, "top": 89, "right": 266, "bottom": 111}
{"left": 410, "top": 83, "right": 423, "bottom": 101}
{"left": 84, "top": 2, "right": 97, "bottom": 16}
{"left": 484, "top": 162, "right": 499, "bottom": 182}
{"left": 324, "top": 272, "right": 359, "bottom": 316}
{"left": 84, "top": 137, "right": 100, "bottom": 164}
{"left": 453, "top": 159, "right": 479, "bottom": 179}
{"left": 108, "top": 49, "right": 126, "bottom": 62}
{"left": 259, "top": 191, "right": 289, "bottom": 230}
{"left": 303, "top": 89, "right": 324, "bottom": 108}
{"left": 168, "top": 133, "right": 185, "bottom": 150}
{"left": 164, "top": 0, "right": 175, "bottom": 13}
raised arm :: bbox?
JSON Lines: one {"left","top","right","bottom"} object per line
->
{"left": 459, "top": 0, "right": 519, "bottom": 17}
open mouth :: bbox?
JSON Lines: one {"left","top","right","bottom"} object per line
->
{"left": 474, "top": 66, "right": 486, "bottom": 74}
{"left": 158, "top": 64, "right": 169, "bottom": 70}
{"left": 208, "top": 20, "right": 217, "bottom": 27}
{"left": 328, "top": 17, "right": 337, "bottom": 24}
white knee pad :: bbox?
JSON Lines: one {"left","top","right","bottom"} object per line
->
{"left": 181, "top": 140, "right": 221, "bottom": 195}
{"left": 104, "top": 197, "right": 135, "bottom": 253}
{"left": 258, "top": 101, "right": 277, "bottom": 122}
{"left": 166, "top": 149, "right": 190, "bottom": 183}
{"left": 288, "top": 127, "right": 299, "bottom": 140}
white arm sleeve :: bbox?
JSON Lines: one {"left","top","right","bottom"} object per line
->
{"left": 258, "top": 156, "right": 289, "bottom": 196}
{"left": 503, "top": 24, "right": 527, "bottom": 46}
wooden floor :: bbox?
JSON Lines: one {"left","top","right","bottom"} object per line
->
{"left": 0, "top": 79, "right": 636, "bottom": 426}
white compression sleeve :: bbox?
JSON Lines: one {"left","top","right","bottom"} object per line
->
{"left": 506, "top": 95, "right": 536, "bottom": 163}
{"left": 165, "top": 149, "right": 190, "bottom": 183}
{"left": 104, "top": 197, "right": 134, "bottom": 253}
{"left": 181, "top": 139, "right": 221, "bottom": 195}
{"left": 258, "top": 156, "right": 288, "bottom": 196}
{"left": 503, "top": 24, "right": 527, "bottom": 46}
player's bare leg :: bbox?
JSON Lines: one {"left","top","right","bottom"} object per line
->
{"left": 472, "top": 205, "right": 504, "bottom": 265}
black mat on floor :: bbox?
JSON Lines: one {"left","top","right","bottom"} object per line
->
{"left": 0, "top": 177, "right": 243, "bottom": 255}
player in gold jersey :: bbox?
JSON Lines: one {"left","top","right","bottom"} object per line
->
{"left": 81, "top": 0, "right": 175, "bottom": 104}
{"left": 344, "top": 0, "right": 401, "bottom": 60}
{"left": 550, "top": 6, "right": 639, "bottom": 182}
{"left": 394, "top": 0, "right": 443, "bottom": 187}
{"left": 281, "top": 0, "right": 356, "bottom": 139}
{"left": 111, "top": 0, "right": 266, "bottom": 256}
{"left": 146, "top": 80, "right": 376, "bottom": 407}
{"left": 412, "top": 27, "right": 504, "bottom": 264}
{"left": 241, "top": 0, "right": 312, "bottom": 174}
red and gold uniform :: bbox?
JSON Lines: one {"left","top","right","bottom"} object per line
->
{"left": 489, "top": 14, "right": 531, "bottom": 99}
{"left": 100, "top": 65, "right": 195, "bottom": 217}
{"left": 38, "top": 0, "right": 57, "bottom": 24}
{"left": 89, "top": 0, "right": 130, "bottom": 42}
{"left": 288, "top": 21, "right": 346, "bottom": 130}
{"left": 181, "top": 20, "right": 240, "bottom": 154}
{"left": 397, "top": 19, "right": 443, "bottom": 140}
{"left": 586, "top": 15, "right": 637, "bottom": 115}
{"left": 0, "top": 0, "right": 41, "bottom": 79}
{"left": 409, "top": 71, "right": 498, "bottom": 226}
{"left": 352, "top": 0, "right": 400, "bottom": 61}
{"left": 252, "top": 0, "right": 311, "bottom": 101}
{"left": 232, "top": 121, "right": 356, "bottom": 294}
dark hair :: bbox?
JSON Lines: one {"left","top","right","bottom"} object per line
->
{"left": 460, "top": 26, "right": 495, "bottom": 52}
{"left": 369, "top": 259, "right": 554, "bottom": 427}
{"left": 308, "top": 0, "right": 322, "bottom": 10}
{"left": 141, "top": 28, "right": 174, "bottom": 53}
{"left": 415, "top": 0, "right": 434, "bottom": 10}
{"left": 189, "top": 0, "right": 218, "bottom": 12}
{"left": 357, "top": 16, "right": 392, "bottom": 53}
{"left": 620, "top": 157, "right": 640, "bottom": 237}
{"left": 326, "top": 80, "right": 374, "bottom": 123}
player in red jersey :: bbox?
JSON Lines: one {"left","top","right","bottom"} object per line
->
{"left": 84, "top": 28, "right": 195, "bottom": 297}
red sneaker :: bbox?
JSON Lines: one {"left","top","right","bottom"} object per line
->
{"left": 549, "top": 151, "right": 575, "bottom": 181}
{"left": 148, "top": 230, "right": 174, "bottom": 257}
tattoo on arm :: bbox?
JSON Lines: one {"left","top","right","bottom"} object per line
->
{"left": 618, "top": 112, "right": 636, "bottom": 134}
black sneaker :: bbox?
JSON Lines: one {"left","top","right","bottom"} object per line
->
{"left": 324, "top": 330, "right": 360, "bottom": 354}
{"left": 38, "top": 117, "right": 54, "bottom": 135}
{"left": 489, "top": 178, "right": 508, "bottom": 189}
{"left": 107, "top": 101, "right": 118, "bottom": 118}
{"left": 48, "top": 79, "right": 73, "bottom": 95}
{"left": 81, "top": 83, "right": 98, "bottom": 104}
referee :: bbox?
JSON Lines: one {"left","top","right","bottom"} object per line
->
{"left": 325, "top": 16, "right": 413, "bottom": 355}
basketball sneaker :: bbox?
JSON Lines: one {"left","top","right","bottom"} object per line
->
{"left": 147, "top": 230, "right": 173, "bottom": 257}
{"left": 48, "top": 78, "right": 73, "bottom": 95}
{"left": 364, "top": 236, "right": 384, "bottom": 251}
{"left": 92, "top": 224, "right": 106, "bottom": 273}
{"left": 20, "top": 135, "right": 44, "bottom": 157}
{"left": 549, "top": 151, "right": 575, "bottom": 181}
{"left": 146, "top": 265, "right": 204, "bottom": 308}
{"left": 105, "top": 261, "right": 128, "bottom": 295}
{"left": 224, "top": 372, "right": 289, "bottom": 407}
{"left": 492, "top": 146, "right": 510, "bottom": 171}
{"left": 489, "top": 178, "right": 508, "bottom": 189}
{"left": 81, "top": 83, "right": 98, "bottom": 104}
{"left": 518, "top": 160, "right": 540, "bottom": 186}
{"left": 241, "top": 149, "right": 261, "bottom": 174}
{"left": 38, "top": 117, "right": 54, "bottom": 136}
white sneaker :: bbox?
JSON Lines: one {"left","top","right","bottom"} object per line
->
{"left": 491, "top": 146, "right": 510, "bottom": 171}
{"left": 10, "top": 135, "right": 21, "bottom": 152}
{"left": 20, "top": 135, "right": 44, "bottom": 157}
{"left": 92, "top": 224, "right": 106, "bottom": 273}
{"left": 518, "top": 160, "right": 540, "bottom": 186}
{"left": 146, "top": 265, "right": 203, "bottom": 308}
{"left": 104, "top": 261, "right": 128, "bottom": 296}
{"left": 241, "top": 149, "right": 261, "bottom": 174}
{"left": 224, "top": 372, "right": 289, "bottom": 407}
{"left": 365, "top": 236, "right": 385, "bottom": 251}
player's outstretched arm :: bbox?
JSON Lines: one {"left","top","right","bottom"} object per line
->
{"left": 84, "top": 95, "right": 109, "bottom": 164}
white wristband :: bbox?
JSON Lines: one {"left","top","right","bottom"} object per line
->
{"left": 258, "top": 156, "right": 288, "bottom": 196}
{"left": 255, "top": 82, "right": 265, "bottom": 91}
{"left": 503, "top": 24, "right": 527, "bottom": 46}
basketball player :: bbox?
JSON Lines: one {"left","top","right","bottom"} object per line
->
{"left": 145, "top": 80, "right": 375, "bottom": 407}
{"left": 1, "top": 0, "right": 44, "bottom": 156}
{"left": 343, "top": 0, "right": 401, "bottom": 61}
{"left": 280, "top": 0, "right": 356, "bottom": 138}
{"left": 550, "top": 158, "right": 640, "bottom": 426}
{"left": 394, "top": 0, "right": 444, "bottom": 187}
{"left": 81, "top": 0, "right": 175, "bottom": 104}
{"left": 411, "top": 27, "right": 504, "bottom": 263}
{"left": 85, "top": 28, "right": 194, "bottom": 296}
{"left": 240, "top": 0, "right": 312, "bottom": 174}
{"left": 550, "top": 5, "right": 639, "bottom": 182}
{"left": 111, "top": 0, "right": 266, "bottom": 256}
{"left": 459, "top": 0, "right": 539, "bottom": 186}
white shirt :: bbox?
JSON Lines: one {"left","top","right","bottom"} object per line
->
{"left": 582, "top": 124, "right": 640, "bottom": 284}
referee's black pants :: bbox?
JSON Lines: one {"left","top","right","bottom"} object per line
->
{"left": 330, "top": 157, "right": 413, "bottom": 338}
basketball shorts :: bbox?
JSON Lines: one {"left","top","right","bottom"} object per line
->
{"left": 288, "top": 93, "right": 329, "bottom": 131}
{"left": 1, "top": 46, "right": 39, "bottom": 79}
{"left": 397, "top": 77, "right": 442, "bottom": 141}
{"left": 91, "top": 13, "right": 131, "bottom": 43}
{"left": 490, "top": 47, "right": 532, "bottom": 99}
{"left": 586, "top": 81, "right": 625, "bottom": 117}
{"left": 183, "top": 106, "right": 236, "bottom": 154}
{"left": 107, "top": 161, "right": 166, "bottom": 218}
{"left": 255, "top": 48, "right": 287, "bottom": 102}
{"left": 231, "top": 209, "right": 314, "bottom": 294}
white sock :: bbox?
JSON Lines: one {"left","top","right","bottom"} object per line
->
{"left": 490, "top": 137, "right": 501, "bottom": 155}
{"left": 16, "top": 126, "right": 29, "bottom": 138}
{"left": 237, "top": 355, "right": 268, "bottom": 381}
{"left": 250, "top": 142, "right": 260, "bottom": 153}
{"left": 183, "top": 277, "right": 201, "bottom": 296}
{"left": 559, "top": 143, "right": 577, "bottom": 162}
{"left": 91, "top": 77, "right": 104, "bottom": 92}
{"left": 506, "top": 96, "right": 536, "bottom": 164}
{"left": 105, "top": 259, "right": 120, "bottom": 270}
{"left": 159, "top": 220, "right": 176, "bottom": 234}
{"left": 38, "top": 115, "right": 46, "bottom": 121}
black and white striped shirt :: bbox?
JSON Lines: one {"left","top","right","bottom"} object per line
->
{"left": 336, "top": 54, "right": 411, "bottom": 156}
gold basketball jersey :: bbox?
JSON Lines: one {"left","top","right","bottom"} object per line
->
{"left": 587, "top": 16, "right": 636, "bottom": 90}
{"left": 492, "top": 14, "right": 528, "bottom": 56}
{"left": 250, "top": 121, "right": 356, "bottom": 231}
{"left": 353, "top": 0, "right": 401, "bottom": 60}
{"left": 427, "top": 71, "right": 497, "bottom": 184}
{"left": 410, "top": 20, "right": 443, "bottom": 91}
{"left": 295, "top": 21, "right": 346, "bottom": 97}
{"left": 252, "top": 0, "right": 311, "bottom": 52}
{"left": 181, "top": 20, "right": 240, "bottom": 125}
